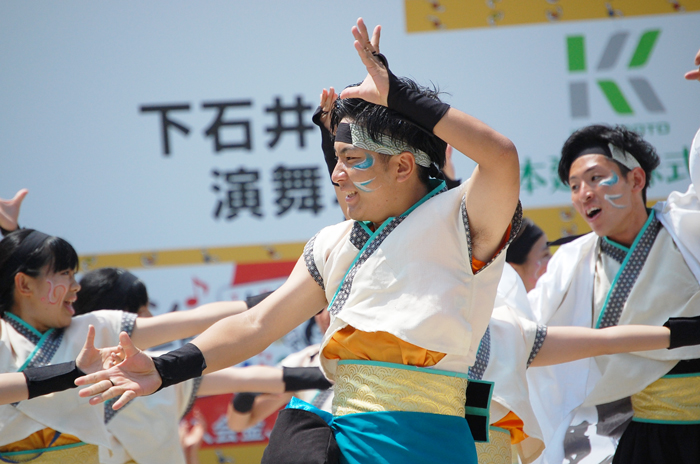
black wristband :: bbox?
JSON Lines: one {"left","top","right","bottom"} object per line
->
{"left": 664, "top": 316, "right": 700, "bottom": 349}
{"left": 282, "top": 366, "right": 332, "bottom": 392}
{"left": 245, "top": 291, "right": 274, "bottom": 309}
{"left": 23, "top": 361, "right": 85, "bottom": 399}
{"left": 374, "top": 53, "right": 450, "bottom": 134}
{"left": 232, "top": 392, "right": 260, "bottom": 413}
{"left": 312, "top": 106, "right": 338, "bottom": 182}
{"left": 152, "top": 343, "right": 207, "bottom": 392}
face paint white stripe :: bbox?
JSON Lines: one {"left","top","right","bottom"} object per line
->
{"left": 353, "top": 179, "right": 378, "bottom": 192}
{"left": 604, "top": 193, "right": 627, "bottom": 208}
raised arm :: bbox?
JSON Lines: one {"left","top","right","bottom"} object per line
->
{"left": 0, "top": 188, "right": 28, "bottom": 235}
{"left": 339, "top": 18, "right": 519, "bottom": 262}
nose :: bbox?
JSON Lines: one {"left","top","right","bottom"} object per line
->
{"left": 577, "top": 182, "right": 594, "bottom": 203}
{"left": 331, "top": 161, "right": 347, "bottom": 184}
{"left": 71, "top": 277, "right": 81, "bottom": 293}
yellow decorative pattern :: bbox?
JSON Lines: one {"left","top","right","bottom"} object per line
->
{"left": 475, "top": 428, "right": 512, "bottom": 464}
{"left": 405, "top": 0, "right": 700, "bottom": 33}
{"left": 631, "top": 375, "right": 700, "bottom": 423}
{"left": 0, "top": 444, "right": 99, "bottom": 464}
{"left": 333, "top": 362, "right": 467, "bottom": 417}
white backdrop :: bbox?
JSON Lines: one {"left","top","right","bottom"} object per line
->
{"left": 2, "top": 1, "right": 698, "bottom": 255}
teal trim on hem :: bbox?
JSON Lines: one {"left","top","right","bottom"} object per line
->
{"left": 632, "top": 417, "right": 700, "bottom": 425}
{"left": 595, "top": 210, "right": 656, "bottom": 329}
{"left": 337, "top": 359, "right": 470, "bottom": 380}
{"left": 18, "top": 328, "right": 55, "bottom": 373}
{"left": 0, "top": 442, "right": 87, "bottom": 457}
{"left": 662, "top": 372, "right": 700, "bottom": 379}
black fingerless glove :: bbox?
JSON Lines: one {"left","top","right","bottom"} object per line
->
{"left": 232, "top": 392, "right": 260, "bottom": 413}
{"left": 152, "top": 343, "right": 207, "bottom": 392}
{"left": 374, "top": 53, "right": 450, "bottom": 134}
{"left": 311, "top": 106, "right": 338, "bottom": 181}
{"left": 282, "top": 367, "right": 332, "bottom": 392}
{"left": 23, "top": 361, "right": 85, "bottom": 399}
{"left": 246, "top": 291, "right": 274, "bottom": 310}
{"left": 664, "top": 315, "right": 700, "bottom": 349}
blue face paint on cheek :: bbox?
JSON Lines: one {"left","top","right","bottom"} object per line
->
{"left": 599, "top": 172, "right": 619, "bottom": 187}
{"left": 352, "top": 153, "right": 374, "bottom": 171}
{"left": 354, "top": 179, "right": 377, "bottom": 192}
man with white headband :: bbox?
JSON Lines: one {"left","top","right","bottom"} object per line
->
{"left": 526, "top": 52, "right": 700, "bottom": 464}
{"left": 76, "top": 18, "right": 521, "bottom": 464}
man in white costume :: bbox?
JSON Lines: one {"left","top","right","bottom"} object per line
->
{"left": 527, "top": 50, "right": 700, "bottom": 464}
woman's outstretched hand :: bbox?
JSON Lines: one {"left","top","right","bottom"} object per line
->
{"left": 75, "top": 331, "right": 163, "bottom": 410}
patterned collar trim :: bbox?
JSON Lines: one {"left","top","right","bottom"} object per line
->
{"left": 600, "top": 238, "right": 628, "bottom": 264}
{"left": 2, "top": 312, "right": 43, "bottom": 345}
{"left": 596, "top": 210, "right": 661, "bottom": 329}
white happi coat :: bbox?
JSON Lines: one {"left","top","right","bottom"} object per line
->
{"left": 0, "top": 310, "right": 200, "bottom": 464}
{"left": 305, "top": 180, "right": 522, "bottom": 379}
{"left": 526, "top": 127, "right": 700, "bottom": 463}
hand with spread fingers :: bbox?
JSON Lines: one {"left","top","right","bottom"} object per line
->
{"left": 75, "top": 331, "right": 162, "bottom": 410}
{"left": 685, "top": 48, "right": 700, "bottom": 81}
{"left": 339, "top": 18, "right": 387, "bottom": 106}
{"left": 75, "top": 325, "right": 125, "bottom": 375}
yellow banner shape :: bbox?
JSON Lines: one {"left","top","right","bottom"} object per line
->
{"left": 405, "top": 0, "right": 700, "bottom": 32}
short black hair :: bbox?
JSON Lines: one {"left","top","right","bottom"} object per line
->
{"left": 331, "top": 78, "right": 448, "bottom": 184}
{"left": 558, "top": 125, "right": 660, "bottom": 203}
{"left": 74, "top": 267, "right": 148, "bottom": 316}
{"left": 0, "top": 229, "right": 79, "bottom": 316}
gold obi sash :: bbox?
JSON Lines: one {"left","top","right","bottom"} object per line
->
{"left": 475, "top": 427, "right": 514, "bottom": 464}
{"left": 332, "top": 360, "right": 469, "bottom": 417}
{"left": 631, "top": 374, "right": 700, "bottom": 424}
{"left": 0, "top": 443, "right": 99, "bottom": 463}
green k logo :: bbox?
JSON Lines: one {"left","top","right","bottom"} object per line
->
{"left": 567, "top": 30, "right": 664, "bottom": 117}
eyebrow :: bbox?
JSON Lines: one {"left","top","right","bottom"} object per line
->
{"left": 337, "top": 145, "right": 361, "bottom": 156}
{"left": 568, "top": 165, "right": 601, "bottom": 182}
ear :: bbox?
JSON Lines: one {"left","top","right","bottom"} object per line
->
{"left": 14, "top": 272, "right": 36, "bottom": 298}
{"left": 394, "top": 152, "right": 417, "bottom": 183}
{"left": 628, "top": 167, "right": 646, "bottom": 193}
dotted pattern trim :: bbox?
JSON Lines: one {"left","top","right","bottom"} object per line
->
{"left": 468, "top": 326, "right": 491, "bottom": 380}
{"left": 303, "top": 232, "right": 325, "bottom": 291}
{"left": 461, "top": 200, "right": 523, "bottom": 275}
{"left": 349, "top": 222, "right": 370, "bottom": 250}
{"left": 328, "top": 216, "right": 407, "bottom": 316}
{"left": 24, "top": 329, "right": 64, "bottom": 370}
{"left": 2, "top": 314, "right": 40, "bottom": 345}
{"left": 598, "top": 216, "right": 662, "bottom": 329}
{"left": 527, "top": 325, "right": 548, "bottom": 367}
{"left": 181, "top": 376, "right": 204, "bottom": 419}
{"left": 120, "top": 312, "right": 137, "bottom": 337}
{"left": 104, "top": 312, "right": 139, "bottom": 423}
{"left": 601, "top": 239, "right": 627, "bottom": 264}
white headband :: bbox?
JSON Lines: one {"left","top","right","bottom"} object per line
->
{"left": 338, "top": 123, "right": 433, "bottom": 168}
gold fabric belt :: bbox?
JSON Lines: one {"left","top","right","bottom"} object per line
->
{"left": 475, "top": 428, "right": 513, "bottom": 464}
{"left": 0, "top": 444, "right": 99, "bottom": 463}
{"left": 332, "top": 361, "right": 468, "bottom": 417}
{"left": 631, "top": 374, "right": 700, "bottom": 423}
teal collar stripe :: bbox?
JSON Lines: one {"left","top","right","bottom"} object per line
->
{"left": 595, "top": 210, "right": 659, "bottom": 329}
{"left": 327, "top": 179, "right": 446, "bottom": 313}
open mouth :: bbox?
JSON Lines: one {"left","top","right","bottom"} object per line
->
{"left": 586, "top": 207, "right": 601, "bottom": 220}
{"left": 63, "top": 300, "right": 76, "bottom": 316}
